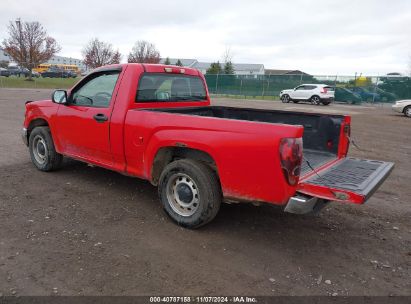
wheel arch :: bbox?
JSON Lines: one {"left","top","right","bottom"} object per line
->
{"left": 150, "top": 146, "right": 218, "bottom": 186}
{"left": 26, "top": 118, "right": 50, "bottom": 142}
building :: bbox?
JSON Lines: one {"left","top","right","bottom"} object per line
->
{"left": 159, "top": 58, "right": 197, "bottom": 67}
{"left": 265, "top": 69, "right": 311, "bottom": 76}
{"left": 160, "top": 58, "right": 265, "bottom": 75}
{"left": 0, "top": 48, "right": 12, "bottom": 63}
{"left": 194, "top": 62, "right": 265, "bottom": 75}
{"left": 47, "top": 55, "right": 87, "bottom": 71}
{"left": 0, "top": 48, "right": 86, "bottom": 70}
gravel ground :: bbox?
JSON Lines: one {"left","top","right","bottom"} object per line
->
{"left": 0, "top": 88, "right": 410, "bottom": 296}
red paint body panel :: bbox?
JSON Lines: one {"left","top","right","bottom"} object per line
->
{"left": 23, "top": 63, "right": 392, "bottom": 208}
{"left": 123, "top": 109, "right": 303, "bottom": 204}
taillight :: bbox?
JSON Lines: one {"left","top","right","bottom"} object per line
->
{"left": 279, "top": 138, "right": 303, "bottom": 186}
{"left": 321, "top": 87, "right": 328, "bottom": 94}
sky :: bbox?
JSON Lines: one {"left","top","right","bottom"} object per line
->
{"left": 1, "top": 0, "right": 411, "bottom": 75}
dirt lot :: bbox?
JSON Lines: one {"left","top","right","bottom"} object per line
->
{"left": 0, "top": 88, "right": 410, "bottom": 296}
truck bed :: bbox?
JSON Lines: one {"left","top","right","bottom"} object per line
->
{"left": 301, "top": 150, "right": 336, "bottom": 176}
{"left": 149, "top": 106, "right": 344, "bottom": 172}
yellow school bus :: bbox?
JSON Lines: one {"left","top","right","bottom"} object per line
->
{"left": 33, "top": 64, "right": 80, "bottom": 74}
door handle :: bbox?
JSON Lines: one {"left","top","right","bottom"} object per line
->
{"left": 93, "top": 113, "right": 108, "bottom": 123}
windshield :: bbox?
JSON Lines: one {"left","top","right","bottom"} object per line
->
{"left": 136, "top": 73, "right": 207, "bottom": 102}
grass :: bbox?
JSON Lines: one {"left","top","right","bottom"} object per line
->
{"left": 0, "top": 76, "right": 79, "bottom": 89}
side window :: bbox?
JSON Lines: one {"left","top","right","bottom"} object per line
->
{"left": 70, "top": 72, "right": 120, "bottom": 107}
{"left": 295, "top": 86, "right": 306, "bottom": 90}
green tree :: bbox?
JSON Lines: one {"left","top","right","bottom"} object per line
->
{"left": 223, "top": 61, "right": 235, "bottom": 74}
{"left": 206, "top": 61, "right": 222, "bottom": 74}
{"left": 164, "top": 57, "right": 171, "bottom": 65}
{"left": 175, "top": 59, "right": 183, "bottom": 66}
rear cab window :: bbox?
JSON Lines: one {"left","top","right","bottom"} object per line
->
{"left": 136, "top": 73, "right": 207, "bottom": 102}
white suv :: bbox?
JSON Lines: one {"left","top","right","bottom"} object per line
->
{"left": 280, "top": 84, "right": 335, "bottom": 105}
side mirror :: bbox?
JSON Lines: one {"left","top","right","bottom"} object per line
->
{"left": 52, "top": 90, "right": 67, "bottom": 104}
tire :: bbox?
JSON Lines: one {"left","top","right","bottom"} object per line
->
{"left": 310, "top": 95, "right": 321, "bottom": 105}
{"left": 158, "top": 159, "right": 222, "bottom": 229}
{"left": 29, "top": 126, "right": 63, "bottom": 171}
{"left": 404, "top": 106, "right": 411, "bottom": 118}
{"left": 281, "top": 94, "right": 291, "bottom": 103}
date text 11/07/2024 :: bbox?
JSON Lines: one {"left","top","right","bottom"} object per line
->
{"left": 149, "top": 296, "right": 257, "bottom": 303}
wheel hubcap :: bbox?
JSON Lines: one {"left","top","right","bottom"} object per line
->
{"left": 166, "top": 173, "right": 199, "bottom": 217}
{"left": 406, "top": 108, "right": 411, "bottom": 117}
{"left": 33, "top": 135, "right": 47, "bottom": 165}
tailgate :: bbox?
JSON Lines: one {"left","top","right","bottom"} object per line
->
{"left": 297, "top": 157, "right": 394, "bottom": 204}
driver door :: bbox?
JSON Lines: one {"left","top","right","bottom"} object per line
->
{"left": 55, "top": 71, "right": 120, "bottom": 166}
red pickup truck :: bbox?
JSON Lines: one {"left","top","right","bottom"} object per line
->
{"left": 22, "top": 64, "right": 394, "bottom": 228}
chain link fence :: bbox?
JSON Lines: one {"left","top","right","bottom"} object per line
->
{"left": 204, "top": 74, "right": 411, "bottom": 104}
{"left": 1, "top": 72, "right": 411, "bottom": 103}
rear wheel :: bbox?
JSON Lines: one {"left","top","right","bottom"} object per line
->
{"left": 310, "top": 95, "right": 321, "bottom": 105}
{"left": 29, "top": 126, "right": 63, "bottom": 171}
{"left": 158, "top": 159, "right": 222, "bottom": 228}
{"left": 404, "top": 106, "right": 411, "bottom": 118}
{"left": 281, "top": 94, "right": 290, "bottom": 103}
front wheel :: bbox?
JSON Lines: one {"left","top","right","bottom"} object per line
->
{"left": 158, "top": 159, "right": 222, "bottom": 228}
{"left": 404, "top": 106, "right": 411, "bottom": 118}
{"left": 29, "top": 126, "right": 63, "bottom": 171}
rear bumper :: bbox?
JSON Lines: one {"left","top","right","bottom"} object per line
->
{"left": 284, "top": 194, "right": 328, "bottom": 215}
{"left": 22, "top": 128, "right": 28, "bottom": 146}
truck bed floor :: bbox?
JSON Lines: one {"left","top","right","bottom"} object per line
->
{"left": 301, "top": 150, "right": 336, "bottom": 176}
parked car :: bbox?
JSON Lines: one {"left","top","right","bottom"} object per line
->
{"left": 350, "top": 87, "right": 381, "bottom": 102}
{"left": 371, "top": 87, "right": 397, "bottom": 102}
{"left": 31, "top": 70, "right": 41, "bottom": 78}
{"left": 0, "top": 68, "right": 11, "bottom": 77}
{"left": 66, "top": 70, "right": 78, "bottom": 78}
{"left": 334, "top": 87, "right": 362, "bottom": 104}
{"left": 22, "top": 64, "right": 394, "bottom": 228}
{"left": 280, "top": 84, "right": 335, "bottom": 105}
{"left": 392, "top": 100, "right": 411, "bottom": 117}
{"left": 41, "top": 67, "right": 72, "bottom": 78}
{"left": 7, "top": 66, "right": 30, "bottom": 77}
